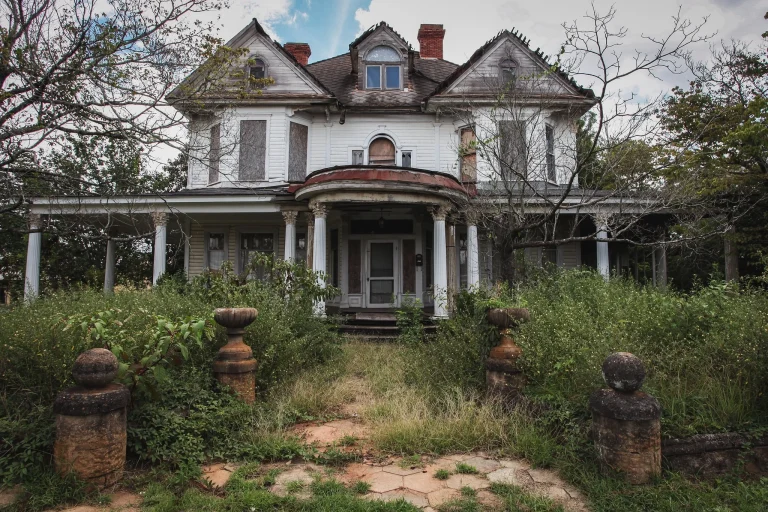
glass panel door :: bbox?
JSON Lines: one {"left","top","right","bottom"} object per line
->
{"left": 368, "top": 242, "right": 396, "bottom": 306}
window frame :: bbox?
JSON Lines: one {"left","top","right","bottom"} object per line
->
{"left": 459, "top": 125, "right": 477, "bottom": 182}
{"left": 287, "top": 118, "right": 311, "bottom": 182}
{"left": 364, "top": 45, "right": 402, "bottom": 90}
{"left": 368, "top": 136, "right": 397, "bottom": 166}
{"left": 208, "top": 123, "right": 221, "bottom": 185}
{"left": 545, "top": 123, "right": 557, "bottom": 183}
{"left": 247, "top": 56, "right": 268, "bottom": 87}
{"left": 236, "top": 228, "right": 279, "bottom": 276}
{"left": 498, "top": 59, "right": 518, "bottom": 87}
{"left": 401, "top": 150, "right": 413, "bottom": 168}
{"left": 204, "top": 229, "right": 229, "bottom": 271}
{"left": 366, "top": 65, "right": 382, "bottom": 89}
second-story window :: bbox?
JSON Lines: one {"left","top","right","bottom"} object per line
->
{"left": 365, "top": 45, "right": 401, "bottom": 90}
{"left": 369, "top": 137, "right": 396, "bottom": 165}
{"left": 545, "top": 124, "right": 556, "bottom": 182}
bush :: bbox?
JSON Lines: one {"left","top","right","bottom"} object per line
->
{"left": 0, "top": 256, "right": 342, "bottom": 484}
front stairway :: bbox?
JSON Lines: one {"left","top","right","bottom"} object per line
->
{"left": 338, "top": 310, "right": 436, "bottom": 342}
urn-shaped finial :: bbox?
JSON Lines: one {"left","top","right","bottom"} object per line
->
{"left": 486, "top": 308, "right": 530, "bottom": 329}
{"left": 214, "top": 308, "right": 258, "bottom": 329}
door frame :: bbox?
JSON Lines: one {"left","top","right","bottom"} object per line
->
{"left": 365, "top": 239, "right": 400, "bottom": 308}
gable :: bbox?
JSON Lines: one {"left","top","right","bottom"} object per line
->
{"left": 167, "top": 19, "right": 332, "bottom": 106}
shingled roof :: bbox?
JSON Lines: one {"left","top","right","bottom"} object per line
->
{"left": 306, "top": 52, "right": 458, "bottom": 109}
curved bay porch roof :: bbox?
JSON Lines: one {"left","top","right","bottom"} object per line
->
{"left": 289, "top": 165, "right": 472, "bottom": 205}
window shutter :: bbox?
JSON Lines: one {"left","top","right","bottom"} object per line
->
{"left": 460, "top": 128, "right": 477, "bottom": 182}
{"left": 239, "top": 120, "right": 267, "bottom": 181}
{"left": 208, "top": 124, "right": 220, "bottom": 184}
{"left": 288, "top": 122, "right": 309, "bottom": 181}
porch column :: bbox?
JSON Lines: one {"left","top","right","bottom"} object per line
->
{"left": 596, "top": 223, "right": 610, "bottom": 280}
{"left": 467, "top": 213, "right": 480, "bottom": 288}
{"left": 724, "top": 223, "right": 739, "bottom": 283}
{"left": 104, "top": 237, "right": 116, "bottom": 294}
{"left": 310, "top": 202, "right": 327, "bottom": 315}
{"left": 432, "top": 205, "right": 450, "bottom": 319}
{"left": 282, "top": 210, "right": 298, "bottom": 261}
{"left": 653, "top": 244, "right": 667, "bottom": 289}
{"left": 152, "top": 212, "right": 167, "bottom": 285}
{"left": 306, "top": 214, "right": 315, "bottom": 269}
{"left": 24, "top": 214, "right": 42, "bottom": 302}
{"left": 446, "top": 222, "right": 457, "bottom": 313}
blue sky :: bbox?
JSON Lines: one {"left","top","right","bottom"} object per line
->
{"left": 268, "top": 0, "right": 371, "bottom": 62}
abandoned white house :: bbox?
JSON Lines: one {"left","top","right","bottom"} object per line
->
{"left": 24, "top": 20, "right": 669, "bottom": 316}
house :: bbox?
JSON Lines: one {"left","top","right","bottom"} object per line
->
{"left": 24, "top": 20, "right": 670, "bottom": 314}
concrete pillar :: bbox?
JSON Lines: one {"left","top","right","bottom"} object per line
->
{"left": 590, "top": 352, "right": 661, "bottom": 484}
{"left": 432, "top": 205, "right": 450, "bottom": 319}
{"left": 24, "top": 214, "right": 43, "bottom": 302}
{"left": 467, "top": 221, "right": 480, "bottom": 288}
{"left": 282, "top": 211, "right": 298, "bottom": 261}
{"left": 54, "top": 349, "right": 129, "bottom": 488}
{"left": 597, "top": 224, "right": 610, "bottom": 280}
{"left": 151, "top": 212, "right": 167, "bottom": 285}
{"left": 104, "top": 238, "right": 116, "bottom": 294}
{"left": 310, "top": 202, "right": 327, "bottom": 315}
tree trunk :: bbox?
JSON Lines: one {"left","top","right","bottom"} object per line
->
{"left": 724, "top": 224, "right": 739, "bottom": 283}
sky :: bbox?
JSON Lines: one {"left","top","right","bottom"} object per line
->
{"left": 217, "top": 0, "right": 765, "bottom": 95}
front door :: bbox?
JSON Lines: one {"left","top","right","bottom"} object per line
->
{"left": 367, "top": 241, "right": 398, "bottom": 307}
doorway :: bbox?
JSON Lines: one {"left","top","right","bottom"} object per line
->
{"left": 366, "top": 240, "right": 398, "bottom": 307}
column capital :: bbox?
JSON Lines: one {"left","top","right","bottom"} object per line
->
{"left": 430, "top": 204, "right": 451, "bottom": 221}
{"left": 282, "top": 210, "right": 299, "bottom": 225}
{"left": 28, "top": 213, "right": 42, "bottom": 231}
{"left": 151, "top": 211, "right": 168, "bottom": 227}
{"left": 309, "top": 201, "right": 328, "bottom": 219}
{"left": 593, "top": 213, "right": 610, "bottom": 230}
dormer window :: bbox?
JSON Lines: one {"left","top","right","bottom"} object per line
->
{"left": 499, "top": 60, "right": 517, "bottom": 86}
{"left": 365, "top": 45, "right": 402, "bottom": 90}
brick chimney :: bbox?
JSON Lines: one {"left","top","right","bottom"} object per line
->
{"left": 417, "top": 24, "right": 445, "bottom": 59}
{"left": 284, "top": 42, "right": 311, "bottom": 66}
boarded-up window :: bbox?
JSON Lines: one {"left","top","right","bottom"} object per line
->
{"left": 402, "top": 239, "right": 416, "bottom": 293}
{"left": 369, "top": 137, "right": 396, "bottom": 165}
{"left": 239, "top": 120, "right": 267, "bottom": 181}
{"left": 499, "top": 120, "right": 527, "bottom": 179}
{"left": 460, "top": 127, "right": 477, "bottom": 182}
{"left": 348, "top": 240, "right": 362, "bottom": 294}
{"left": 208, "top": 124, "right": 220, "bottom": 183}
{"left": 288, "top": 122, "right": 309, "bottom": 181}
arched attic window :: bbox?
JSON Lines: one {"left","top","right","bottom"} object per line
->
{"left": 368, "top": 137, "right": 396, "bottom": 165}
{"left": 365, "top": 45, "right": 402, "bottom": 90}
{"left": 499, "top": 59, "right": 517, "bottom": 86}
{"left": 248, "top": 57, "right": 268, "bottom": 88}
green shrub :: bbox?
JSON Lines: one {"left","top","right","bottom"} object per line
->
{"left": 395, "top": 297, "right": 424, "bottom": 345}
{"left": 0, "top": 257, "right": 343, "bottom": 484}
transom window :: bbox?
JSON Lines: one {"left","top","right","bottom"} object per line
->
{"left": 365, "top": 45, "right": 401, "bottom": 90}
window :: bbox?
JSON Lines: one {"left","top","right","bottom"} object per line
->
{"left": 295, "top": 232, "right": 307, "bottom": 263}
{"left": 239, "top": 120, "right": 267, "bottom": 181}
{"left": 366, "top": 66, "right": 381, "bottom": 89}
{"left": 499, "top": 120, "right": 527, "bottom": 178}
{"left": 365, "top": 45, "right": 402, "bottom": 90}
{"left": 542, "top": 246, "right": 558, "bottom": 266}
{"left": 368, "top": 137, "right": 396, "bottom": 165}
{"left": 288, "top": 122, "right": 308, "bottom": 181}
{"left": 460, "top": 127, "right": 477, "bottom": 182}
{"left": 250, "top": 58, "right": 266, "bottom": 80}
{"left": 499, "top": 60, "right": 517, "bottom": 86}
{"left": 208, "top": 124, "right": 220, "bottom": 184}
{"left": 240, "top": 233, "right": 274, "bottom": 278}
{"left": 545, "top": 125, "right": 556, "bottom": 182}
{"left": 385, "top": 66, "right": 400, "bottom": 89}
{"left": 401, "top": 151, "right": 412, "bottom": 167}
{"left": 352, "top": 150, "right": 364, "bottom": 165}
{"left": 206, "top": 233, "right": 226, "bottom": 270}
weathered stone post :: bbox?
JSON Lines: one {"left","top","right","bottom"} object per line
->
{"left": 485, "top": 307, "right": 530, "bottom": 403}
{"left": 213, "top": 308, "right": 258, "bottom": 403}
{"left": 590, "top": 352, "right": 661, "bottom": 484}
{"left": 53, "top": 348, "right": 130, "bottom": 489}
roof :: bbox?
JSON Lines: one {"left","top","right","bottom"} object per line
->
{"left": 429, "top": 28, "right": 595, "bottom": 99}
{"left": 306, "top": 52, "right": 458, "bottom": 109}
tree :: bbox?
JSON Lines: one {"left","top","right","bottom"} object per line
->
{"left": 0, "top": 0, "right": 233, "bottom": 218}
{"left": 448, "top": 6, "right": 716, "bottom": 282}
{"left": 659, "top": 37, "right": 768, "bottom": 279}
